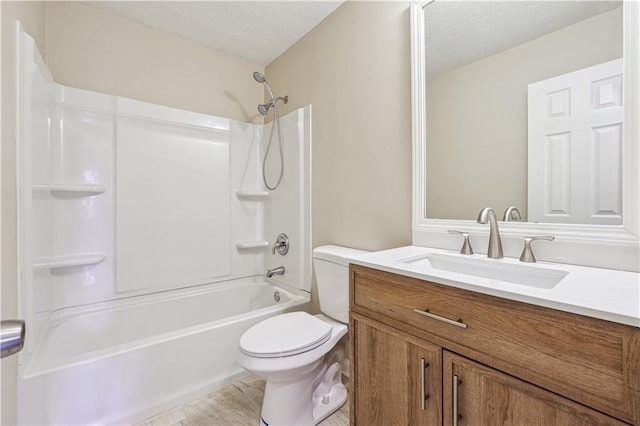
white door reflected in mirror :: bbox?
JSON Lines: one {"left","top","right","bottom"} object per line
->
{"left": 528, "top": 59, "right": 623, "bottom": 225}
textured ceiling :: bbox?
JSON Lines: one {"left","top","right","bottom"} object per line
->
{"left": 425, "top": 1, "right": 622, "bottom": 78}
{"left": 83, "top": 1, "right": 344, "bottom": 66}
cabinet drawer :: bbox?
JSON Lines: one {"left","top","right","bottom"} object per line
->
{"left": 350, "top": 265, "right": 640, "bottom": 424}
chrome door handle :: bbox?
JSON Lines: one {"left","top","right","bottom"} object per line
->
{"left": 453, "top": 375, "right": 462, "bottom": 426}
{"left": 420, "top": 358, "right": 430, "bottom": 410}
{"left": 1, "top": 320, "right": 25, "bottom": 358}
{"left": 414, "top": 308, "right": 468, "bottom": 329}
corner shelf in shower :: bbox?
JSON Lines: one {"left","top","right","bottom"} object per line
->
{"left": 236, "top": 241, "right": 269, "bottom": 250}
{"left": 236, "top": 190, "right": 269, "bottom": 200}
{"left": 33, "top": 253, "right": 106, "bottom": 270}
{"left": 33, "top": 183, "right": 106, "bottom": 195}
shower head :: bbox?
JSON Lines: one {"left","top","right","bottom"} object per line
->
{"left": 253, "top": 71, "right": 266, "bottom": 84}
{"left": 253, "top": 70, "right": 275, "bottom": 107}
{"left": 258, "top": 103, "right": 270, "bottom": 116}
{"left": 253, "top": 71, "right": 288, "bottom": 116}
{"left": 257, "top": 96, "right": 289, "bottom": 116}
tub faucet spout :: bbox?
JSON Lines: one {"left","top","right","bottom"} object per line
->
{"left": 266, "top": 266, "right": 285, "bottom": 278}
{"left": 477, "top": 207, "right": 503, "bottom": 259}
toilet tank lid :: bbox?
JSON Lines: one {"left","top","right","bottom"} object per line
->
{"left": 313, "top": 245, "right": 369, "bottom": 266}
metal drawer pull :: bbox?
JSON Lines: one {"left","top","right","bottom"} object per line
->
{"left": 453, "top": 375, "right": 462, "bottom": 426}
{"left": 420, "top": 358, "right": 430, "bottom": 410}
{"left": 414, "top": 308, "right": 468, "bottom": 329}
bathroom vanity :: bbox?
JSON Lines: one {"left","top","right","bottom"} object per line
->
{"left": 348, "top": 247, "right": 640, "bottom": 425}
{"left": 382, "top": 1, "right": 640, "bottom": 423}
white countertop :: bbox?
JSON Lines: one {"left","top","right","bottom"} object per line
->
{"left": 350, "top": 245, "right": 640, "bottom": 328}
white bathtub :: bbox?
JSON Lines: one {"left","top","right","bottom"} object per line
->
{"left": 18, "top": 277, "right": 310, "bottom": 425}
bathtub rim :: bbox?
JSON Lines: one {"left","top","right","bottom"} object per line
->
{"left": 47, "top": 275, "right": 308, "bottom": 319}
{"left": 20, "top": 276, "right": 310, "bottom": 379}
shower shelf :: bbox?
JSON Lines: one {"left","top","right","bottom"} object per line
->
{"left": 33, "top": 253, "right": 106, "bottom": 270}
{"left": 33, "top": 183, "right": 106, "bottom": 195}
{"left": 236, "top": 241, "right": 269, "bottom": 250}
{"left": 236, "top": 190, "right": 269, "bottom": 200}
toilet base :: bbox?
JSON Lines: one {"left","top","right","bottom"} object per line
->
{"left": 311, "top": 380, "right": 347, "bottom": 425}
{"left": 260, "top": 361, "right": 347, "bottom": 426}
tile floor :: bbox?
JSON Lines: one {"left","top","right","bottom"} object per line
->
{"left": 136, "top": 375, "right": 349, "bottom": 426}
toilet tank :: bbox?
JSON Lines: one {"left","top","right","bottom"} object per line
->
{"left": 313, "top": 245, "right": 369, "bottom": 323}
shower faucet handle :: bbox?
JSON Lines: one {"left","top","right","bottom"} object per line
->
{"left": 448, "top": 230, "right": 473, "bottom": 255}
{"left": 272, "top": 233, "right": 289, "bottom": 255}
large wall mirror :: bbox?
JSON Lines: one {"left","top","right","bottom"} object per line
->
{"left": 410, "top": 0, "right": 639, "bottom": 271}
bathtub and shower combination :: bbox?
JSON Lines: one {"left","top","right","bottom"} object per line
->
{"left": 16, "top": 27, "right": 312, "bottom": 425}
{"left": 19, "top": 278, "right": 309, "bottom": 425}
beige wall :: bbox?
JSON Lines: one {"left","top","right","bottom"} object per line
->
{"left": 1, "top": 3, "right": 47, "bottom": 423}
{"left": 426, "top": 7, "right": 623, "bottom": 221}
{"left": 266, "top": 1, "right": 412, "bottom": 253}
{"left": 45, "top": 2, "right": 265, "bottom": 123}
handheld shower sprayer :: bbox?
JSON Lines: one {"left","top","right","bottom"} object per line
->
{"left": 252, "top": 71, "right": 266, "bottom": 83}
{"left": 253, "top": 72, "right": 288, "bottom": 116}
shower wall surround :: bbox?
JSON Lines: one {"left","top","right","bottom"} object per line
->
{"left": 17, "top": 29, "right": 311, "bottom": 356}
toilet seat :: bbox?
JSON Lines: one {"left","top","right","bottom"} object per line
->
{"left": 240, "top": 312, "right": 332, "bottom": 358}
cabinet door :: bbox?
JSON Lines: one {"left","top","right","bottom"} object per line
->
{"left": 350, "top": 313, "right": 442, "bottom": 425}
{"left": 443, "top": 351, "right": 626, "bottom": 426}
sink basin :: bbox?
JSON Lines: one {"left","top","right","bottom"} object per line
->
{"left": 402, "top": 253, "right": 568, "bottom": 289}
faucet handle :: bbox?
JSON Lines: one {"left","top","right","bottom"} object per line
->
{"left": 520, "top": 236, "right": 555, "bottom": 263}
{"left": 448, "top": 230, "right": 474, "bottom": 255}
{"left": 272, "top": 233, "right": 289, "bottom": 255}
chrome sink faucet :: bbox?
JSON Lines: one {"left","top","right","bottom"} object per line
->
{"left": 503, "top": 206, "right": 522, "bottom": 222}
{"left": 477, "top": 207, "right": 503, "bottom": 259}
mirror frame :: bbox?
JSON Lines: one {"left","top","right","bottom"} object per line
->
{"left": 410, "top": 0, "right": 639, "bottom": 271}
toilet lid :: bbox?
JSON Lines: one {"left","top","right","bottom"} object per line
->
{"left": 240, "top": 312, "right": 332, "bottom": 358}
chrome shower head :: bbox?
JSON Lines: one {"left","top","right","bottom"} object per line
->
{"left": 253, "top": 71, "right": 266, "bottom": 83}
{"left": 253, "top": 71, "right": 288, "bottom": 117}
{"left": 258, "top": 103, "right": 270, "bottom": 116}
{"left": 253, "top": 70, "right": 275, "bottom": 111}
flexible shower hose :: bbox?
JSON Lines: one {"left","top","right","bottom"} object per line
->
{"left": 262, "top": 106, "right": 284, "bottom": 190}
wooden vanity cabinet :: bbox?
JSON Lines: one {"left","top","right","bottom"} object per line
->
{"left": 349, "top": 264, "right": 640, "bottom": 425}
{"left": 350, "top": 313, "right": 442, "bottom": 425}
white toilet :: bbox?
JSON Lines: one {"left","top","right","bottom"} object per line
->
{"left": 238, "top": 245, "right": 367, "bottom": 426}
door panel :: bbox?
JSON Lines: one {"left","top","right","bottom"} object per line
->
{"left": 528, "top": 58, "right": 623, "bottom": 225}
{"left": 350, "top": 313, "right": 441, "bottom": 425}
{"left": 443, "top": 351, "right": 625, "bottom": 426}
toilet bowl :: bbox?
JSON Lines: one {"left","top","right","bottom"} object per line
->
{"left": 238, "top": 245, "right": 368, "bottom": 426}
